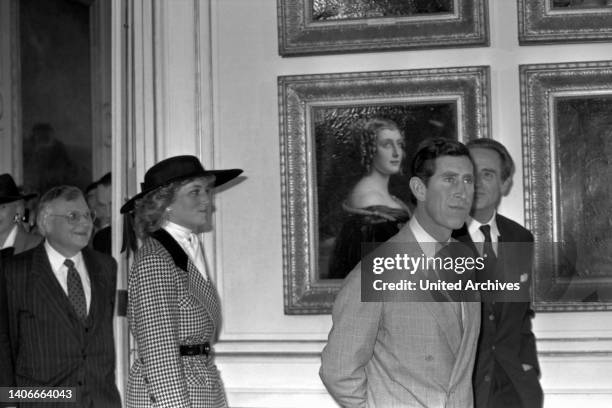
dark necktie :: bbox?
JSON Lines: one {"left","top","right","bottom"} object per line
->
{"left": 479, "top": 224, "right": 497, "bottom": 268}
{"left": 64, "top": 259, "right": 87, "bottom": 319}
{"left": 479, "top": 225, "right": 499, "bottom": 308}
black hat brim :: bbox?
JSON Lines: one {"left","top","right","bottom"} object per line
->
{"left": 0, "top": 193, "right": 37, "bottom": 205}
{"left": 120, "top": 168, "right": 242, "bottom": 214}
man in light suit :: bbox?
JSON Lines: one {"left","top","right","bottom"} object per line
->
{"left": 320, "top": 138, "right": 481, "bottom": 407}
{"left": 0, "top": 186, "right": 121, "bottom": 408}
{"left": 452, "top": 139, "right": 543, "bottom": 408}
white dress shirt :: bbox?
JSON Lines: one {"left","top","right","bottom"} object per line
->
{"left": 409, "top": 216, "right": 450, "bottom": 258}
{"left": 44, "top": 240, "right": 92, "bottom": 312}
{"left": 1, "top": 224, "right": 18, "bottom": 249}
{"left": 163, "top": 221, "right": 208, "bottom": 280}
{"left": 467, "top": 212, "right": 500, "bottom": 255}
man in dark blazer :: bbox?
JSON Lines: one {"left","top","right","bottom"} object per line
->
{"left": 0, "top": 173, "right": 42, "bottom": 258}
{"left": 453, "top": 139, "right": 543, "bottom": 408}
{"left": 0, "top": 185, "right": 121, "bottom": 408}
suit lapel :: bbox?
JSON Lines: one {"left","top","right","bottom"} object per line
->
{"left": 494, "top": 216, "right": 510, "bottom": 320}
{"left": 12, "top": 226, "right": 41, "bottom": 255}
{"left": 82, "top": 248, "right": 106, "bottom": 331}
{"left": 31, "top": 245, "right": 82, "bottom": 335}
{"left": 452, "top": 223, "right": 479, "bottom": 256}
{"left": 448, "top": 301, "right": 480, "bottom": 388}
{"left": 13, "top": 226, "right": 26, "bottom": 254}
{"left": 393, "top": 226, "right": 463, "bottom": 355}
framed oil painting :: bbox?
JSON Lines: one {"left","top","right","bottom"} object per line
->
{"left": 520, "top": 60, "right": 612, "bottom": 311}
{"left": 518, "top": 0, "right": 612, "bottom": 44}
{"left": 279, "top": 66, "right": 490, "bottom": 314}
{"left": 277, "top": 0, "right": 489, "bottom": 56}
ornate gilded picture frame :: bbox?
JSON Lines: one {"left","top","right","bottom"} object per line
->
{"left": 520, "top": 61, "right": 612, "bottom": 311}
{"left": 518, "top": 0, "right": 612, "bottom": 44}
{"left": 277, "top": 0, "right": 489, "bottom": 56}
{"left": 279, "top": 66, "right": 491, "bottom": 314}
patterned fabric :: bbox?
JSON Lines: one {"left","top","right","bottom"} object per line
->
{"left": 127, "top": 230, "right": 226, "bottom": 407}
{"left": 320, "top": 225, "right": 481, "bottom": 408}
{"left": 65, "top": 259, "right": 87, "bottom": 319}
{"left": 0, "top": 244, "right": 121, "bottom": 407}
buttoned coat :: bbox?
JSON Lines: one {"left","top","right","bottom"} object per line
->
{"left": 453, "top": 214, "right": 543, "bottom": 408}
{"left": 127, "top": 229, "right": 226, "bottom": 407}
{"left": 320, "top": 225, "right": 481, "bottom": 408}
{"left": 0, "top": 243, "right": 121, "bottom": 408}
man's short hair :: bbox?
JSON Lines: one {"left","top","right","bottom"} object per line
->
{"left": 411, "top": 138, "right": 472, "bottom": 185}
{"left": 465, "top": 138, "right": 515, "bottom": 181}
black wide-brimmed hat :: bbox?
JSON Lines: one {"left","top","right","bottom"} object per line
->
{"left": 120, "top": 155, "right": 242, "bottom": 213}
{"left": 0, "top": 174, "right": 37, "bottom": 204}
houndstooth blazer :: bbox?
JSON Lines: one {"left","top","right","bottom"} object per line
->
{"left": 127, "top": 229, "right": 226, "bottom": 408}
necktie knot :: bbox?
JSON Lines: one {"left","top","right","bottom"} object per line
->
{"left": 479, "top": 224, "right": 492, "bottom": 242}
{"left": 64, "top": 258, "right": 75, "bottom": 268}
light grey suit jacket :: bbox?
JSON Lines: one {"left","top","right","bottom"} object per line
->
{"left": 320, "top": 225, "right": 481, "bottom": 408}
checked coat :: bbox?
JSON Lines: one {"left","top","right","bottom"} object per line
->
{"left": 320, "top": 223, "right": 481, "bottom": 408}
{"left": 127, "top": 229, "right": 226, "bottom": 408}
{"left": 0, "top": 243, "right": 121, "bottom": 408}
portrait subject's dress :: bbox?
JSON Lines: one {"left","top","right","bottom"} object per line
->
{"left": 327, "top": 201, "right": 411, "bottom": 279}
{"left": 127, "top": 228, "right": 226, "bottom": 407}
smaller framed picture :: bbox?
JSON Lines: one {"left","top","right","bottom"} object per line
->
{"left": 518, "top": 0, "right": 612, "bottom": 44}
{"left": 277, "top": 0, "right": 489, "bottom": 56}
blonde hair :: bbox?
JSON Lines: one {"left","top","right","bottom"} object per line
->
{"left": 358, "top": 118, "right": 403, "bottom": 173}
{"left": 132, "top": 179, "right": 190, "bottom": 239}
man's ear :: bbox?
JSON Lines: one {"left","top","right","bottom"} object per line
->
{"left": 501, "top": 177, "right": 513, "bottom": 196}
{"left": 37, "top": 212, "right": 49, "bottom": 237}
{"left": 409, "top": 176, "right": 427, "bottom": 202}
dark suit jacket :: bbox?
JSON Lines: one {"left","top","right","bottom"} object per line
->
{"left": 0, "top": 225, "right": 42, "bottom": 260}
{"left": 453, "top": 214, "right": 543, "bottom": 408}
{"left": 12, "top": 225, "right": 43, "bottom": 256}
{"left": 0, "top": 243, "right": 121, "bottom": 408}
{"left": 92, "top": 226, "right": 112, "bottom": 256}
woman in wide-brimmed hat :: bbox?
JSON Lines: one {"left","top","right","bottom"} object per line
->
{"left": 0, "top": 173, "right": 42, "bottom": 256}
{"left": 122, "top": 155, "right": 242, "bottom": 408}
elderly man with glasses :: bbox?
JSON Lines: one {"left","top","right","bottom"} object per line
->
{"left": 0, "top": 185, "right": 121, "bottom": 408}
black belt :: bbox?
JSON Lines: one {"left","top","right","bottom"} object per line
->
{"left": 180, "top": 342, "right": 210, "bottom": 356}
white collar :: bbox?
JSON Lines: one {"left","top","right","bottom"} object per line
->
{"left": 467, "top": 212, "right": 500, "bottom": 242}
{"left": 162, "top": 221, "right": 195, "bottom": 243}
{"left": 1, "top": 224, "right": 18, "bottom": 249}
{"left": 409, "top": 216, "right": 447, "bottom": 258}
{"left": 44, "top": 239, "right": 85, "bottom": 273}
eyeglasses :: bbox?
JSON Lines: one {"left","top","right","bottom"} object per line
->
{"left": 47, "top": 211, "right": 96, "bottom": 225}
